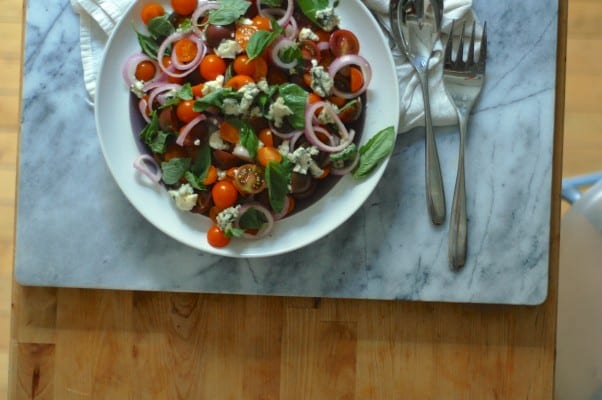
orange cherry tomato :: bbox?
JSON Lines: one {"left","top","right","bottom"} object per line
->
{"left": 257, "top": 128, "right": 274, "bottom": 147}
{"left": 135, "top": 60, "right": 156, "bottom": 82}
{"left": 224, "top": 75, "right": 255, "bottom": 90}
{"left": 316, "top": 165, "right": 330, "bottom": 179}
{"left": 171, "top": 0, "right": 197, "bottom": 16}
{"left": 207, "top": 224, "right": 230, "bottom": 248}
{"left": 208, "top": 206, "right": 221, "bottom": 223}
{"left": 141, "top": 3, "right": 165, "bottom": 25}
{"left": 257, "top": 146, "right": 282, "bottom": 167}
{"left": 191, "top": 83, "right": 205, "bottom": 97}
{"left": 174, "top": 38, "right": 198, "bottom": 64}
{"left": 350, "top": 67, "right": 364, "bottom": 93}
{"left": 307, "top": 93, "right": 322, "bottom": 104}
{"left": 235, "top": 23, "right": 258, "bottom": 50}
{"left": 220, "top": 120, "right": 240, "bottom": 144}
{"left": 162, "top": 56, "right": 184, "bottom": 83}
{"left": 211, "top": 180, "right": 238, "bottom": 209}
{"left": 232, "top": 55, "right": 268, "bottom": 80}
{"left": 176, "top": 100, "right": 200, "bottom": 123}
{"left": 251, "top": 16, "right": 272, "bottom": 31}
{"left": 199, "top": 54, "right": 227, "bottom": 81}
{"left": 203, "top": 165, "right": 218, "bottom": 186}
{"left": 328, "top": 95, "right": 347, "bottom": 108}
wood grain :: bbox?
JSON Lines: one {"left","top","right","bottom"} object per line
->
{"left": 1, "top": 0, "right": 598, "bottom": 398}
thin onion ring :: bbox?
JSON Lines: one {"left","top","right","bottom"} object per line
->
{"left": 235, "top": 203, "right": 275, "bottom": 239}
{"left": 191, "top": 1, "right": 220, "bottom": 37}
{"left": 328, "top": 54, "right": 372, "bottom": 99}
{"left": 330, "top": 148, "right": 360, "bottom": 176}
{"left": 123, "top": 53, "right": 158, "bottom": 86}
{"left": 304, "top": 101, "right": 355, "bottom": 153}
{"left": 157, "top": 32, "right": 207, "bottom": 78}
{"left": 138, "top": 98, "right": 151, "bottom": 123}
{"left": 133, "top": 154, "right": 161, "bottom": 183}
{"left": 176, "top": 114, "right": 207, "bottom": 146}
{"left": 270, "top": 37, "right": 298, "bottom": 69}
{"left": 256, "top": 0, "right": 294, "bottom": 27}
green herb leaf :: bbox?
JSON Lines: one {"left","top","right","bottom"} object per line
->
{"left": 160, "top": 83, "right": 194, "bottom": 108}
{"left": 246, "top": 22, "right": 284, "bottom": 60}
{"left": 352, "top": 126, "right": 396, "bottom": 179}
{"left": 278, "top": 83, "right": 309, "bottom": 129}
{"left": 133, "top": 23, "right": 161, "bottom": 59}
{"left": 193, "top": 88, "right": 235, "bottom": 112}
{"left": 278, "top": 45, "right": 303, "bottom": 64}
{"left": 227, "top": 118, "right": 259, "bottom": 157}
{"left": 139, "top": 111, "right": 172, "bottom": 154}
{"left": 226, "top": 227, "right": 246, "bottom": 238}
{"left": 208, "top": 0, "right": 251, "bottom": 25}
{"left": 184, "top": 143, "right": 212, "bottom": 190}
{"left": 147, "top": 15, "right": 175, "bottom": 39}
{"left": 261, "top": 0, "right": 283, "bottom": 6}
{"left": 266, "top": 159, "right": 292, "bottom": 212}
{"left": 295, "top": 0, "right": 330, "bottom": 26}
{"left": 161, "top": 158, "right": 191, "bottom": 185}
{"left": 238, "top": 208, "right": 268, "bottom": 230}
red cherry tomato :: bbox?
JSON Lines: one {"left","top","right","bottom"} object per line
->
{"left": 329, "top": 29, "right": 360, "bottom": 57}
{"left": 234, "top": 164, "right": 266, "bottom": 195}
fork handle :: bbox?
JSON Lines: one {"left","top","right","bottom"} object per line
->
{"left": 420, "top": 72, "right": 446, "bottom": 225}
{"left": 448, "top": 116, "right": 468, "bottom": 269}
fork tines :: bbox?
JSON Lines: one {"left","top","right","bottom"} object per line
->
{"left": 444, "top": 20, "right": 488, "bottom": 72}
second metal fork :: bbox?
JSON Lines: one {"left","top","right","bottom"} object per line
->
{"left": 442, "top": 20, "right": 487, "bottom": 269}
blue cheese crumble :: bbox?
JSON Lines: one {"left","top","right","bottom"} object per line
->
{"left": 315, "top": 7, "right": 341, "bottom": 31}
{"left": 168, "top": 184, "right": 198, "bottom": 211}
{"left": 215, "top": 39, "right": 242, "bottom": 59}
{"left": 268, "top": 97, "right": 294, "bottom": 128}
{"left": 299, "top": 27, "right": 319, "bottom": 41}
{"left": 130, "top": 80, "right": 146, "bottom": 98}
{"left": 287, "top": 146, "right": 324, "bottom": 177}
{"left": 216, "top": 205, "right": 241, "bottom": 233}
{"left": 309, "top": 59, "right": 334, "bottom": 97}
{"left": 202, "top": 75, "right": 224, "bottom": 96}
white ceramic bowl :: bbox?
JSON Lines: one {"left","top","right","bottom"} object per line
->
{"left": 95, "top": 0, "right": 400, "bottom": 257}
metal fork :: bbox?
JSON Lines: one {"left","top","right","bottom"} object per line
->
{"left": 442, "top": 20, "right": 487, "bottom": 269}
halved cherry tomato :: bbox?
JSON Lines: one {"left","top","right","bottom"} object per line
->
{"left": 141, "top": 4, "right": 165, "bottom": 25}
{"left": 233, "top": 55, "right": 268, "bottom": 80}
{"left": 235, "top": 23, "right": 259, "bottom": 50}
{"left": 211, "top": 180, "right": 238, "bottom": 209}
{"left": 252, "top": 16, "right": 272, "bottom": 31}
{"left": 220, "top": 120, "right": 240, "bottom": 144}
{"left": 203, "top": 165, "right": 218, "bottom": 186}
{"left": 329, "top": 29, "right": 360, "bottom": 57}
{"left": 199, "top": 54, "right": 227, "bottom": 81}
{"left": 349, "top": 67, "right": 364, "bottom": 93}
{"left": 299, "top": 40, "right": 321, "bottom": 63}
{"left": 174, "top": 38, "right": 198, "bottom": 64}
{"left": 307, "top": 93, "right": 322, "bottom": 104}
{"left": 191, "top": 83, "right": 205, "bottom": 97}
{"left": 163, "top": 143, "right": 188, "bottom": 161}
{"left": 234, "top": 164, "right": 266, "bottom": 194}
{"left": 225, "top": 75, "right": 255, "bottom": 90}
{"left": 171, "top": 0, "right": 197, "bottom": 16}
{"left": 176, "top": 100, "right": 200, "bottom": 123}
{"left": 213, "top": 149, "right": 241, "bottom": 170}
{"left": 328, "top": 95, "right": 347, "bottom": 107}
{"left": 207, "top": 224, "right": 230, "bottom": 247}
{"left": 257, "top": 128, "right": 274, "bottom": 147}
{"left": 257, "top": 146, "right": 282, "bottom": 167}
{"left": 135, "top": 61, "right": 156, "bottom": 82}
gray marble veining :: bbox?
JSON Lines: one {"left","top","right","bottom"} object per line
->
{"left": 14, "top": 0, "right": 558, "bottom": 304}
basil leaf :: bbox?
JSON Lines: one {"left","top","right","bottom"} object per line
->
{"left": 226, "top": 227, "right": 245, "bottom": 238}
{"left": 133, "top": 24, "right": 160, "bottom": 59}
{"left": 139, "top": 111, "right": 172, "bottom": 154}
{"left": 184, "top": 143, "right": 212, "bottom": 190}
{"left": 295, "top": 0, "right": 330, "bottom": 26}
{"left": 147, "top": 15, "right": 175, "bottom": 39}
{"left": 160, "top": 83, "right": 194, "bottom": 108}
{"left": 227, "top": 118, "right": 259, "bottom": 157}
{"left": 278, "top": 83, "right": 308, "bottom": 130}
{"left": 193, "top": 88, "right": 235, "bottom": 112}
{"left": 161, "top": 158, "right": 191, "bottom": 185}
{"left": 238, "top": 208, "right": 268, "bottom": 230}
{"left": 261, "top": 0, "right": 283, "bottom": 6}
{"left": 352, "top": 126, "right": 396, "bottom": 179}
{"left": 246, "top": 23, "right": 283, "bottom": 60}
{"left": 279, "top": 45, "right": 302, "bottom": 64}
{"left": 208, "top": 0, "right": 251, "bottom": 25}
{"left": 266, "top": 159, "right": 292, "bottom": 212}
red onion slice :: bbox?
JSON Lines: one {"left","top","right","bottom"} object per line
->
{"left": 133, "top": 154, "right": 162, "bottom": 183}
{"left": 191, "top": 1, "right": 220, "bottom": 36}
{"left": 256, "top": 0, "right": 294, "bottom": 27}
{"left": 304, "top": 101, "right": 355, "bottom": 153}
{"left": 176, "top": 114, "right": 207, "bottom": 146}
{"left": 147, "top": 83, "right": 182, "bottom": 112}
{"left": 170, "top": 34, "right": 206, "bottom": 71}
{"left": 235, "top": 203, "right": 275, "bottom": 239}
{"left": 270, "top": 37, "right": 298, "bottom": 69}
{"left": 157, "top": 32, "right": 207, "bottom": 78}
{"left": 328, "top": 54, "right": 372, "bottom": 99}
{"left": 138, "top": 98, "right": 151, "bottom": 123}
{"left": 123, "top": 53, "right": 158, "bottom": 86}
{"left": 330, "top": 149, "right": 360, "bottom": 176}
{"left": 317, "top": 41, "right": 330, "bottom": 52}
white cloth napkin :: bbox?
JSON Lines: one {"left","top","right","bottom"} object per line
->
{"left": 71, "top": 0, "right": 476, "bottom": 133}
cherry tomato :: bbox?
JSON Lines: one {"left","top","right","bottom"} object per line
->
{"left": 349, "top": 67, "right": 364, "bottom": 93}
{"left": 235, "top": 23, "right": 258, "bottom": 50}
{"left": 211, "top": 180, "right": 239, "bottom": 209}
{"left": 174, "top": 38, "right": 198, "bottom": 64}
{"left": 176, "top": 100, "right": 200, "bottom": 123}
{"left": 141, "top": 4, "right": 165, "bottom": 25}
{"left": 257, "top": 146, "right": 282, "bottom": 167}
{"left": 299, "top": 40, "right": 321, "bottom": 63}
{"left": 191, "top": 83, "right": 205, "bottom": 97}
{"left": 224, "top": 75, "right": 255, "bottom": 90}
{"left": 162, "top": 56, "right": 184, "bottom": 83}
{"left": 203, "top": 165, "right": 218, "bottom": 186}
{"left": 199, "top": 54, "right": 227, "bottom": 81}
{"left": 234, "top": 164, "right": 266, "bottom": 194}
{"left": 328, "top": 95, "right": 347, "bottom": 107}
{"left": 205, "top": 24, "right": 236, "bottom": 48}
{"left": 213, "top": 149, "right": 241, "bottom": 170}
{"left": 171, "top": 0, "right": 198, "bottom": 16}
{"left": 307, "top": 93, "right": 322, "bottom": 104}
{"left": 220, "top": 120, "right": 240, "bottom": 144}
{"left": 135, "top": 60, "right": 156, "bottom": 82}
{"left": 251, "top": 16, "right": 272, "bottom": 31}
{"left": 329, "top": 29, "right": 360, "bottom": 57}
{"left": 207, "top": 224, "right": 230, "bottom": 248}
{"left": 257, "top": 128, "right": 274, "bottom": 147}
{"left": 232, "top": 55, "right": 268, "bottom": 80}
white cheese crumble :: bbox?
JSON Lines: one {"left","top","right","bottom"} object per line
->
{"left": 168, "top": 184, "right": 198, "bottom": 211}
{"left": 209, "top": 131, "right": 230, "bottom": 150}
{"left": 317, "top": 102, "right": 339, "bottom": 125}
{"left": 299, "top": 27, "right": 320, "bottom": 41}
{"left": 216, "top": 205, "right": 241, "bottom": 233}
{"left": 238, "top": 83, "right": 261, "bottom": 114}
{"left": 215, "top": 39, "right": 242, "bottom": 59}
{"left": 278, "top": 140, "right": 290, "bottom": 158}
{"left": 287, "top": 146, "right": 323, "bottom": 176}
{"left": 202, "top": 75, "right": 224, "bottom": 96}
{"left": 310, "top": 59, "right": 334, "bottom": 97}
{"left": 257, "top": 79, "right": 270, "bottom": 94}
{"left": 130, "top": 80, "right": 146, "bottom": 98}
{"left": 315, "top": 7, "right": 341, "bottom": 31}
{"left": 236, "top": 17, "right": 253, "bottom": 26}
{"left": 222, "top": 98, "right": 242, "bottom": 115}
{"left": 268, "top": 97, "right": 294, "bottom": 128}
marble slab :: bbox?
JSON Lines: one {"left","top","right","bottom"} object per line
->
{"left": 14, "top": 0, "right": 559, "bottom": 304}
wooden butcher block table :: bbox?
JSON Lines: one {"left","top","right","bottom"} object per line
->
{"left": 9, "top": 0, "right": 567, "bottom": 398}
